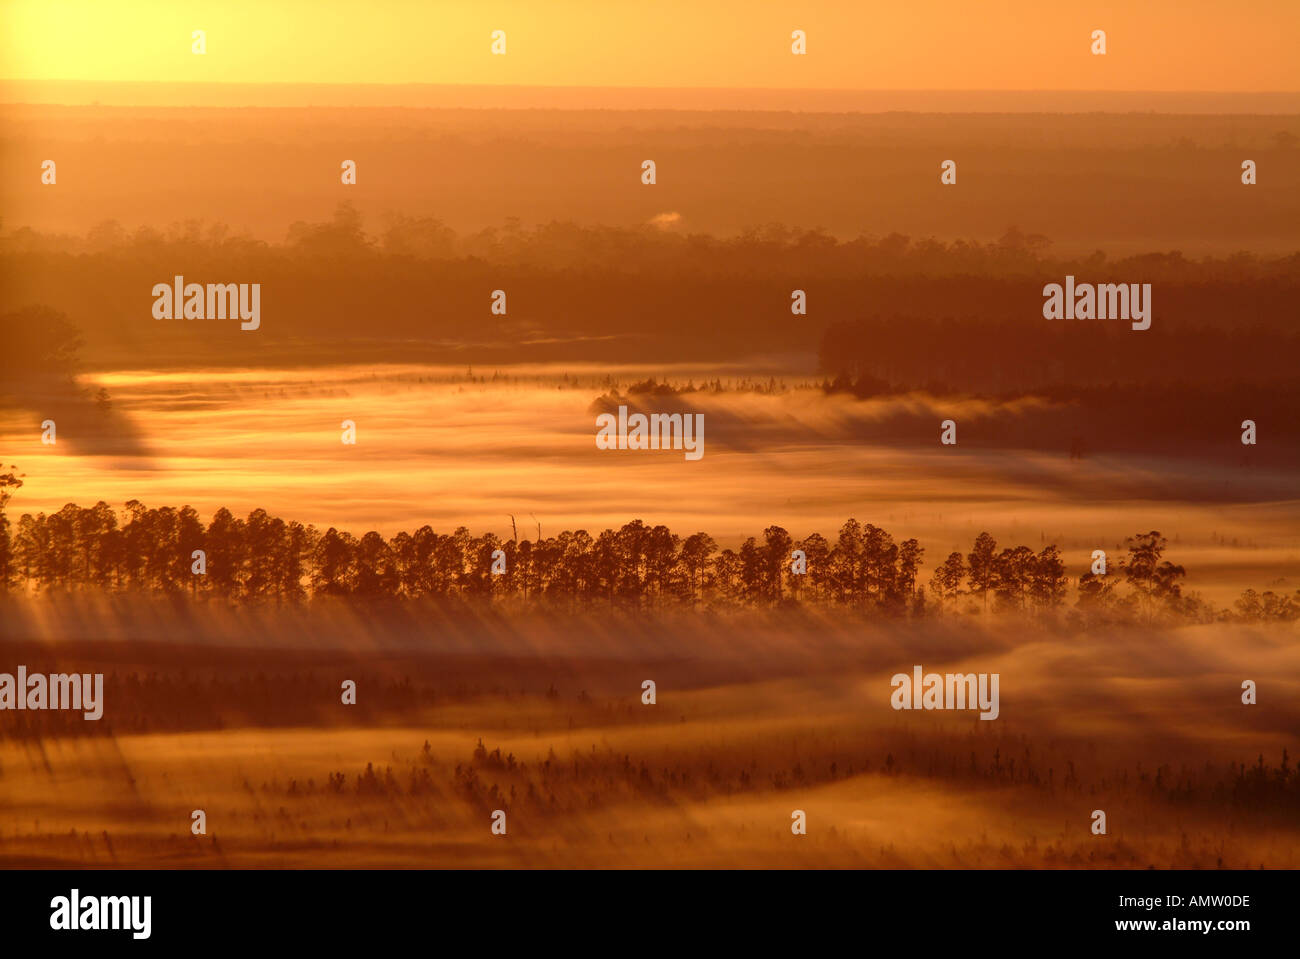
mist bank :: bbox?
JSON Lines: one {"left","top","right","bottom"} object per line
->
{"left": 2, "top": 596, "right": 1295, "bottom": 760}
{"left": 3, "top": 366, "right": 1296, "bottom": 607}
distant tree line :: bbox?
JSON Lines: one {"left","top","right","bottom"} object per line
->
{"left": 4, "top": 209, "right": 1297, "bottom": 373}
{"left": 6, "top": 210, "right": 1298, "bottom": 281}
{"left": 820, "top": 313, "right": 1299, "bottom": 393}
{"left": 0, "top": 487, "right": 1293, "bottom": 624}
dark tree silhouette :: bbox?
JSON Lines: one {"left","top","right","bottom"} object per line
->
{"left": 1, "top": 489, "right": 1281, "bottom": 622}
{"left": 967, "top": 532, "right": 998, "bottom": 610}
{"left": 0, "top": 466, "right": 24, "bottom": 591}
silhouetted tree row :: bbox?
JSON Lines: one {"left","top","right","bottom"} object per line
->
{"left": 1, "top": 496, "right": 1292, "bottom": 622}
{"left": 6, "top": 210, "right": 1298, "bottom": 280}
{"left": 1, "top": 501, "right": 921, "bottom": 610}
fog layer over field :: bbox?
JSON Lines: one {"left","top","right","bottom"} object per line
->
{"left": 1, "top": 599, "right": 1296, "bottom": 867}
{"left": 3, "top": 365, "right": 1295, "bottom": 604}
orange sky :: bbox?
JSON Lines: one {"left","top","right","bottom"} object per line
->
{"left": 2, "top": 0, "right": 1298, "bottom": 93}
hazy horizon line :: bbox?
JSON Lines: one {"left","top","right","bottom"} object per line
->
{"left": 4, "top": 79, "right": 1299, "bottom": 113}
